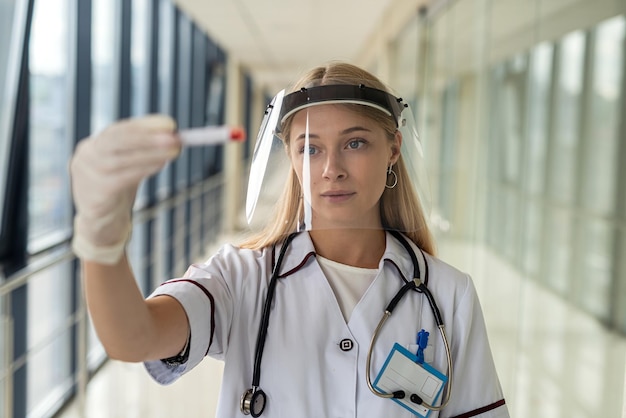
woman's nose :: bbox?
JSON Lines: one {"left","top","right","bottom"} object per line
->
{"left": 322, "top": 153, "right": 347, "bottom": 180}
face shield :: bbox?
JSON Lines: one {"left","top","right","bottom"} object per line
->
{"left": 245, "top": 84, "right": 431, "bottom": 234}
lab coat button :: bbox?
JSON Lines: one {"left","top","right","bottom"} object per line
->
{"left": 339, "top": 338, "right": 354, "bottom": 351}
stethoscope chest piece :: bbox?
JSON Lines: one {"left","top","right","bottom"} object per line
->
{"left": 241, "top": 388, "right": 267, "bottom": 417}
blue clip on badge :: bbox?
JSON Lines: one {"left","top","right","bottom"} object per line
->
{"left": 416, "top": 329, "right": 429, "bottom": 364}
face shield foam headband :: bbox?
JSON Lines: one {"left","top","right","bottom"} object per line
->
{"left": 276, "top": 84, "right": 407, "bottom": 131}
{"left": 245, "top": 84, "right": 431, "bottom": 234}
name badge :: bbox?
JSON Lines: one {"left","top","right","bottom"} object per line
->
{"left": 373, "top": 343, "right": 447, "bottom": 417}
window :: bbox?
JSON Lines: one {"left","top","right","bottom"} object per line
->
{"left": 128, "top": 221, "right": 149, "bottom": 294}
{"left": 175, "top": 12, "right": 193, "bottom": 191}
{"left": 573, "top": 16, "right": 625, "bottom": 320}
{"left": 521, "top": 43, "right": 553, "bottom": 275}
{"left": 88, "top": 0, "right": 122, "bottom": 369}
{"left": 0, "top": 295, "right": 6, "bottom": 414}
{"left": 438, "top": 81, "right": 459, "bottom": 226}
{"left": 541, "top": 31, "right": 586, "bottom": 295}
{"left": 190, "top": 27, "right": 207, "bottom": 184}
{"left": 26, "top": 0, "right": 75, "bottom": 413}
{"left": 576, "top": 219, "right": 613, "bottom": 319}
{"left": 26, "top": 261, "right": 73, "bottom": 416}
{"left": 130, "top": 0, "right": 152, "bottom": 211}
{"left": 28, "top": 0, "right": 73, "bottom": 250}
{"left": 0, "top": 0, "right": 28, "bottom": 243}
{"left": 91, "top": 0, "right": 120, "bottom": 134}
{"left": 581, "top": 16, "right": 624, "bottom": 215}
{"left": 525, "top": 43, "right": 553, "bottom": 197}
{"left": 391, "top": 16, "right": 420, "bottom": 106}
{"left": 548, "top": 31, "right": 585, "bottom": 205}
{"left": 131, "top": 0, "right": 151, "bottom": 117}
{"left": 156, "top": 0, "right": 176, "bottom": 198}
{"left": 486, "top": 57, "right": 528, "bottom": 262}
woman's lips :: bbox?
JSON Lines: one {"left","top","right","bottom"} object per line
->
{"left": 320, "top": 191, "right": 355, "bottom": 203}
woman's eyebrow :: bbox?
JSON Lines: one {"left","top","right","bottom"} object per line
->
{"left": 295, "top": 133, "right": 319, "bottom": 141}
{"left": 340, "top": 126, "right": 372, "bottom": 135}
{"left": 294, "top": 126, "right": 372, "bottom": 141}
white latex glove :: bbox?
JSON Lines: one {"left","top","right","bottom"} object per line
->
{"left": 70, "top": 115, "right": 180, "bottom": 264}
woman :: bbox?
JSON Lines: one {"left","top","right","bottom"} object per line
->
{"left": 70, "top": 62, "right": 509, "bottom": 417}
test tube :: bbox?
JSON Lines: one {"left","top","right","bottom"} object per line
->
{"left": 178, "top": 125, "right": 246, "bottom": 146}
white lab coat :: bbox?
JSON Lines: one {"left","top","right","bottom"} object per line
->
{"left": 145, "top": 232, "right": 509, "bottom": 418}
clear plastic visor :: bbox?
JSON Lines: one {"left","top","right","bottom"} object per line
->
{"left": 246, "top": 85, "right": 431, "bottom": 234}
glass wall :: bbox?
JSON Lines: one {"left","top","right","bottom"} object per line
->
{"left": 130, "top": 0, "right": 152, "bottom": 213}
{"left": 173, "top": 12, "right": 192, "bottom": 274}
{"left": 0, "top": 0, "right": 28, "bottom": 244}
{"left": 88, "top": 0, "right": 122, "bottom": 372}
{"left": 156, "top": 0, "right": 176, "bottom": 200}
{"left": 574, "top": 16, "right": 625, "bottom": 319}
{"left": 91, "top": 0, "right": 120, "bottom": 134}
{"left": 416, "top": 0, "right": 626, "bottom": 332}
{"left": 127, "top": 0, "right": 153, "bottom": 301}
{"left": 0, "top": 295, "right": 6, "bottom": 418}
{"left": 0, "top": 0, "right": 229, "bottom": 416}
{"left": 521, "top": 42, "right": 553, "bottom": 277}
{"left": 130, "top": 0, "right": 151, "bottom": 118}
{"left": 393, "top": 0, "right": 626, "bottom": 416}
{"left": 26, "top": 1, "right": 76, "bottom": 415}
{"left": 0, "top": 0, "right": 17, "bottom": 204}
{"left": 28, "top": 0, "right": 73, "bottom": 251}
{"left": 155, "top": 0, "right": 176, "bottom": 285}
{"left": 26, "top": 262, "right": 73, "bottom": 416}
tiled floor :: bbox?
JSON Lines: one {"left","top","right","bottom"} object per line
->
{"left": 57, "top": 235, "right": 626, "bottom": 418}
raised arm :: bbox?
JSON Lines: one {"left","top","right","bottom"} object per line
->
{"left": 70, "top": 115, "right": 189, "bottom": 362}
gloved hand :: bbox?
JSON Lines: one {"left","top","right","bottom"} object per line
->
{"left": 70, "top": 115, "right": 180, "bottom": 264}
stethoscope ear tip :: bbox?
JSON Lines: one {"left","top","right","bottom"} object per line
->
{"left": 391, "top": 390, "right": 423, "bottom": 405}
{"left": 410, "top": 393, "right": 424, "bottom": 404}
{"left": 392, "top": 390, "right": 406, "bottom": 399}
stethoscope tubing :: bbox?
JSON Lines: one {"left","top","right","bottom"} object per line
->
{"left": 252, "top": 232, "right": 299, "bottom": 388}
{"left": 365, "top": 279, "right": 453, "bottom": 410}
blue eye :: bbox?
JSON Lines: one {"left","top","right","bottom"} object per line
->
{"left": 347, "top": 139, "right": 365, "bottom": 149}
{"left": 299, "top": 146, "right": 317, "bottom": 155}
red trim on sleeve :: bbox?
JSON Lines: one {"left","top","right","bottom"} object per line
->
{"left": 160, "top": 279, "right": 216, "bottom": 355}
{"left": 451, "top": 399, "right": 506, "bottom": 418}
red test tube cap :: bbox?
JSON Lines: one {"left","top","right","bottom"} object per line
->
{"left": 230, "top": 126, "right": 246, "bottom": 141}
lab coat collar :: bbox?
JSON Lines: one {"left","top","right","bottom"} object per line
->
{"left": 274, "top": 231, "right": 426, "bottom": 283}
{"left": 381, "top": 232, "right": 428, "bottom": 284}
{"left": 273, "top": 232, "right": 316, "bottom": 278}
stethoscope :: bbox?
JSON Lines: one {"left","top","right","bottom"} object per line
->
{"left": 240, "top": 230, "right": 453, "bottom": 416}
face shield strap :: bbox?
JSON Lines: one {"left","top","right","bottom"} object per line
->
{"left": 276, "top": 85, "right": 407, "bottom": 132}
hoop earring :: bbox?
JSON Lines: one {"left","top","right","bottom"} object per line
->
{"left": 385, "top": 165, "right": 397, "bottom": 189}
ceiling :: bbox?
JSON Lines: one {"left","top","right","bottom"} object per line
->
{"left": 172, "top": 0, "right": 622, "bottom": 95}
{"left": 173, "top": 0, "right": 429, "bottom": 93}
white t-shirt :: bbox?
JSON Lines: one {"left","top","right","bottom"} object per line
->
{"left": 145, "top": 231, "right": 509, "bottom": 418}
{"left": 317, "top": 254, "right": 378, "bottom": 322}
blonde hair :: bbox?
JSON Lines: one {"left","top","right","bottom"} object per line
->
{"left": 239, "top": 62, "right": 436, "bottom": 255}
